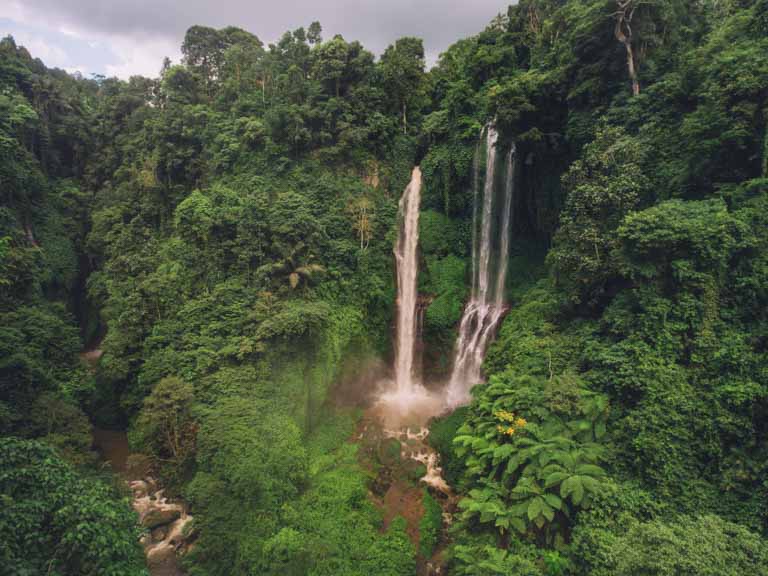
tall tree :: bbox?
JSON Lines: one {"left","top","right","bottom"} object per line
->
{"left": 614, "top": 0, "right": 642, "bottom": 95}
{"left": 380, "top": 37, "right": 425, "bottom": 134}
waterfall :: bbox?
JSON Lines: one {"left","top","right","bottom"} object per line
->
{"left": 394, "top": 166, "right": 422, "bottom": 394}
{"left": 376, "top": 167, "right": 442, "bottom": 426}
{"left": 445, "top": 126, "right": 516, "bottom": 408}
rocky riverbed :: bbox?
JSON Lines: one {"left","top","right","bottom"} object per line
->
{"left": 130, "top": 478, "right": 192, "bottom": 576}
{"left": 93, "top": 429, "right": 193, "bottom": 575}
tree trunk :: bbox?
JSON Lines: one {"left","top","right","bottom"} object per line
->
{"left": 615, "top": 0, "right": 641, "bottom": 96}
{"left": 622, "top": 38, "right": 640, "bottom": 96}
{"left": 402, "top": 101, "right": 408, "bottom": 135}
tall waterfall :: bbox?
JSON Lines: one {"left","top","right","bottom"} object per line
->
{"left": 445, "top": 126, "right": 516, "bottom": 408}
{"left": 376, "top": 167, "right": 442, "bottom": 426}
{"left": 394, "top": 166, "right": 422, "bottom": 394}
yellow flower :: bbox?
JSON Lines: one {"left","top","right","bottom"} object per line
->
{"left": 494, "top": 409, "right": 516, "bottom": 423}
{"left": 515, "top": 417, "right": 527, "bottom": 428}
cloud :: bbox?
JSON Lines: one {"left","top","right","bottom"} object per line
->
{"left": 7, "top": 29, "right": 69, "bottom": 67}
{"left": 0, "top": 0, "right": 513, "bottom": 77}
{"left": 104, "top": 36, "right": 180, "bottom": 78}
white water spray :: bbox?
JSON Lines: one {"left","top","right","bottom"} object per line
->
{"left": 445, "top": 126, "right": 516, "bottom": 408}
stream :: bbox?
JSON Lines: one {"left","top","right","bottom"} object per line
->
{"left": 92, "top": 428, "right": 192, "bottom": 576}
{"left": 360, "top": 405, "right": 457, "bottom": 576}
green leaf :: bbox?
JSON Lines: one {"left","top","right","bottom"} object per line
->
{"left": 544, "top": 471, "right": 570, "bottom": 488}
{"left": 561, "top": 476, "right": 585, "bottom": 506}
{"left": 479, "top": 509, "right": 496, "bottom": 523}
{"left": 573, "top": 419, "right": 592, "bottom": 432}
{"left": 543, "top": 493, "right": 563, "bottom": 510}
{"left": 505, "top": 453, "right": 523, "bottom": 476}
{"left": 541, "top": 501, "right": 555, "bottom": 522}
{"left": 493, "top": 444, "right": 515, "bottom": 461}
{"left": 510, "top": 517, "right": 527, "bottom": 533}
{"left": 581, "top": 476, "right": 603, "bottom": 493}
{"left": 528, "top": 497, "right": 545, "bottom": 521}
{"left": 576, "top": 464, "right": 606, "bottom": 477}
{"left": 510, "top": 502, "right": 530, "bottom": 517}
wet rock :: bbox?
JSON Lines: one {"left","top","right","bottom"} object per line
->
{"left": 146, "top": 542, "right": 177, "bottom": 572}
{"left": 146, "top": 476, "right": 159, "bottom": 494}
{"left": 133, "top": 494, "right": 152, "bottom": 517}
{"left": 130, "top": 480, "right": 148, "bottom": 498}
{"left": 152, "top": 526, "right": 168, "bottom": 542}
{"left": 166, "top": 516, "right": 193, "bottom": 547}
{"left": 142, "top": 506, "right": 181, "bottom": 529}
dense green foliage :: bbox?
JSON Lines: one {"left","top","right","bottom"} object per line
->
{"left": 422, "top": 0, "right": 768, "bottom": 572}
{"left": 1, "top": 22, "right": 420, "bottom": 574}
{"left": 0, "top": 437, "right": 146, "bottom": 575}
{"left": 79, "top": 22, "right": 424, "bottom": 574}
{"left": 2, "top": 0, "right": 768, "bottom": 573}
{"left": 419, "top": 490, "right": 443, "bottom": 557}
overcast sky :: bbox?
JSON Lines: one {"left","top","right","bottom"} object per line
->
{"left": 0, "top": 0, "right": 512, "bottom": 79}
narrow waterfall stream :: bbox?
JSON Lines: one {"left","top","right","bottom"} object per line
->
{"left": 445, "top": 126, "right": 516, "bottom": 408}
{"left": 394, "top": 166, "right": 423, "bottom": 396}
{"left": 376, "top": 166, "right": 441, "bottom": 426}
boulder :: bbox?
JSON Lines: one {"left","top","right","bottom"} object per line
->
{"left": 130, "top": 480, "right": 148, "bottom": 498}
{"left": 146, "top": 542, "right": 176, "bottom": 571}
{"left": 142, "top": 506, "right": 181, "bottom": 529}
{"left": 151, "top": 526, "right": 168, "bottom": 542}
{"left": 166, "top": 515, "right": 193, "bottom": 546}
{"left": 145, "top": 476, "right": 159, "bottom": 494}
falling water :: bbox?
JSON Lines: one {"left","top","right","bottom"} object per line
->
{"left": 376, "top": 167, "right": 441, "bottom": 426}
{"left": 394, "top": 166, "right": 422, "bottom": 394}
{"left": 445, "top": 126, "right": 516, "bottom": 408}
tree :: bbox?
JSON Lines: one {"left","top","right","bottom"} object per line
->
{"left": 613, "top": 0, "right": 642, "bottom": 95}
{"left": 161, "top": 64, "right": 201, "bottom": 104}
{"left": 312, "top": 35, "right": 350, "bottom": 97}
{"left": 182, "top": 25, "right": 263, "bottom": 96}
{"left": 347, "top": 195, "right": 374, "bottom": 250}
{"left": 547, "top": 126, "right": 650, "bottom": 307}
{"left": 308, "top": 21, "right": 323, "bottom": 45}
{"left": 132, "top": 376, "right": 196, "bottom": 470}
{"left": 380, "top": 37, "right": 425, "bottom": 134}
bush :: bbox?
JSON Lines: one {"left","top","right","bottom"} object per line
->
{"left": 428, "top": 407, "right": 468, "bottom": 486}
{"left": 419, "top": 490, "right": 443, "bottom": 557}
{"left": 575, "top": 513, "right": 768, "bottom": 576}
